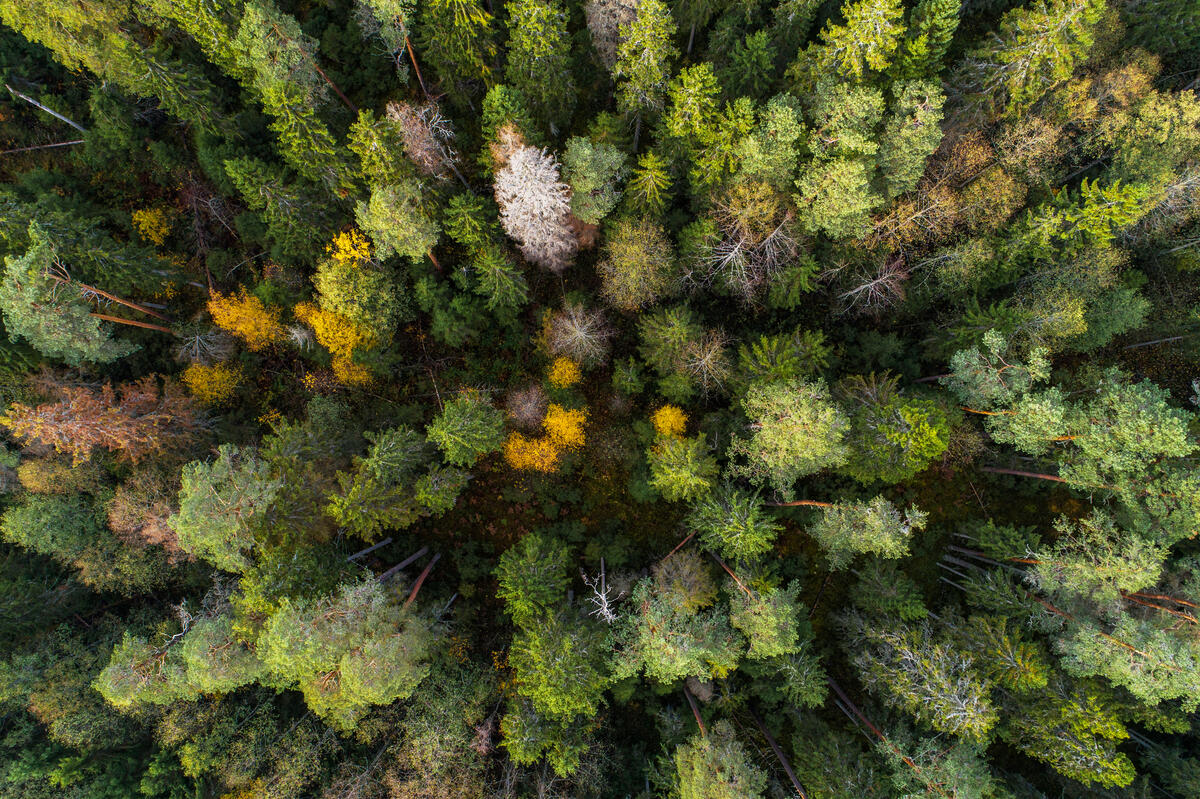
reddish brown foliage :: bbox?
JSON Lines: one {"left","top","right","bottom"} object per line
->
{"left": 1, "top": 376, "right": 204, "bottom": 465}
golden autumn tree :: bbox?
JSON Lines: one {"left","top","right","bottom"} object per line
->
{"left": 293, "top": 301, "right": 378, "bottom": 386}
{"left": 0, "top": 376, "right": 204, "bottom": 465}
{"left": 207, "top": 288, "right": 287, "bottom": 351}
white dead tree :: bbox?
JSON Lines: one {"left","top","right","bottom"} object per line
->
{"left": 493, "top": 128, "right": 579, "bottom": 272}
{"left": 581, "top": 559, "right": 624, "bottom": 623}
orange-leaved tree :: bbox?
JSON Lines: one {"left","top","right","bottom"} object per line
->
{"left": 0, "top": 376, "right": 204, "bottom": 465}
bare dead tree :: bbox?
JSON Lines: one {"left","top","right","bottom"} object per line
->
{"left": 834, "top": 254, "right": 911, "bottom": 315}
{"left": 546, "top": 301, "right": 613, "bottom": 367}
{"left": 683, "top": 329, "right": 733, "bottom": 397}
{"left": 581, "top": 558, "right": 624, "bottom": 623}
{"left": 387, "top": 100, "right": 465, "bottom": 185}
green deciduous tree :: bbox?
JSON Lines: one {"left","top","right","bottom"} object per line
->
{"left": 312, "top": 251, "right": 407, "bottom": 345}
{"left": 598, "top": 216, "right": 677, "bottom": 311}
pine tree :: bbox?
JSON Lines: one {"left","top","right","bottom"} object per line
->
{"left": 504, "top": 0, "right": 576, "bottom": 132}
{"left": 170, "top": 444, "right": 282, "bottom": 572}
{"left": 729, "top": 581, "right": 804, "bottom": 659}
{"left": 727, "top": 379, "right": 850, "bottom": 497}
{"left": 415, "top": 0, "right": 497, "bottom": 103}
{"left": 425, "top": 390, "right": 506, "bottom": 467}
{"left": 180, "top": 614, "right": 265, "bottom": 694}
{"left": 258, "top": 580, "right": 433, "bottom": 730}
{"left": 809, "top": 496, "right": 926, "bottom": 568}
{"left": 674, "top": 721, "right": 767, "bottom": 799}
{"left": 955, "top": 0, "right": 1106, "bottom": 118}
{"left": 845, "top": 613, "right": 999, "bottom": 742}
{"left": 0, "top": 232, "right": 137, "bottom": 365}
{"left": 509, "top": 611, "right": 609, "bottom": 719}
{"left": 892, "top": 0, "right": 961, "bottom": 80}
{"left": 1, "top": 377, "right": 202, "bottom": 467}
{"left": 615, "top": 550, "right": 742, "bottom": 683}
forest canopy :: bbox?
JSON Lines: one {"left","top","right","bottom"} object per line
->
{"left": 0, "top": 0, "right": 1198, "bottom": 797}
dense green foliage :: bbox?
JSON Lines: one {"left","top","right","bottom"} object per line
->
{"left": 0, "top": 0, "right": 1198, "bottom": 796}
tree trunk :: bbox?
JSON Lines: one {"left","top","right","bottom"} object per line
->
{"left": 5, "top": 84, "right": 87, "bottom": 132}
{"left": 979, "top": 466, "right": 1066, "bottom": 483}
{"left": 404, "top": 552, "right": 441, "bottom": 608}
{"left": 748, "top": 708, "right": 808, "bottom": 799}
{"left": 405, "top": 37, "right": 430, "bottom": 99}
{"left": 0, "top": 139, "right": 84, "bottom": 156}
{"left": 90, "top": 313, "right": 174, "bottom": 334}
{"left": 347, "top": 537, "right": 393, "bottom": 562}
{"left": 683, "top": 684, "right": 707, "bottom": 736}
{"left": 377, "top": 545, "right": 429, "bottom": 581}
